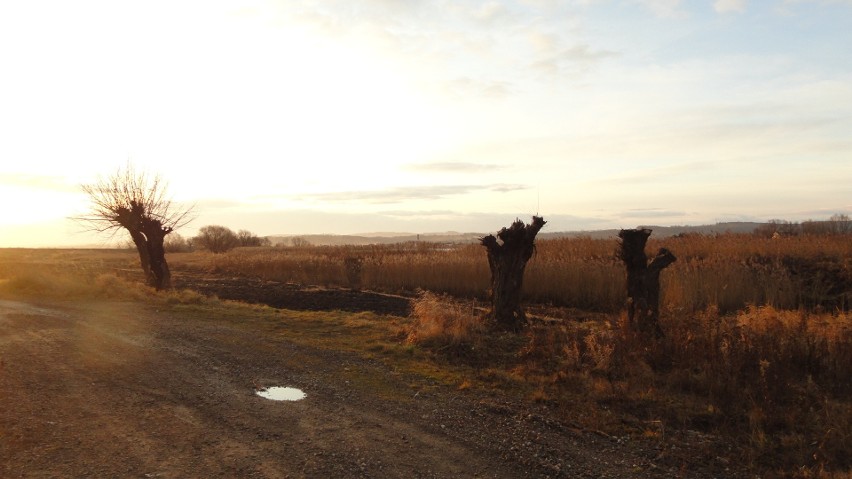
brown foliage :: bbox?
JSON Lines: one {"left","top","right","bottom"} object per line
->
{"left": 405, "top": 291, "right": 486, "bottom": 357}
{"left": 190, "top": 232, "right": 851, "bottom": 315}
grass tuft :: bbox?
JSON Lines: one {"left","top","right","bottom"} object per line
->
{"left": 405, "top": 290, "right": 486, "bottom": 356}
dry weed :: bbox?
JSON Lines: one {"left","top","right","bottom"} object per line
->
{"left": 405, "top": 291, "right": 486, "bottom": 356}
{"left": 192, "top": 233, "right": 850, "bottom": 315}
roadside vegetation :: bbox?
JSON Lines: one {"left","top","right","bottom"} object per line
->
{"left": 182, "top": 232, "right": 850, "bottom": 314}
{"left": 1, "top": 230, "right": 850, "bottom": 477}
{"left": 175, "top": 231, "right": 852, "bottom": 477}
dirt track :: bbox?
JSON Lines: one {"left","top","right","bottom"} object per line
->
{"left": 0, "top": 298, "right": 729, "bottom": 478}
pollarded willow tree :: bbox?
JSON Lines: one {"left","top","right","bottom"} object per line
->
{"left": 78, "top": 165, "right": 193, "bottom": 290}
{"left": 480, "top": 216, "right": 546, "bottom": 332}
{"left": 618, "top": 228, "right": 676, "bottom": 338}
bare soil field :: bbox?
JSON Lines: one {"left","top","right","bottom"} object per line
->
{"left": 172, "top": 271, "right": 412, "bottom": 317}
{"left": 0, "top": 292, "right": 736, "bottom": 478}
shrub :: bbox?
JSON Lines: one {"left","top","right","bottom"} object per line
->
{"left": 193, "top": 225, "right": 240, "bottom": 253}
{"left": 405, "top": 291, "right": 486, "bottom": 355}
{"left": 164, "top": 233, "right": 193, "bottom": 253}
{"left": 237, "top": 229, "right": 270, "bottom": 247}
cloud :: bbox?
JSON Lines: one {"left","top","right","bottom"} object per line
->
{"left": 472, "top": 1, "right": 511, "bottom": 24}
{"left": 788, "top": 206, "right": 852, "bottom": 219}
{"left": 714, "top": 0, "right": 747, "bottom": 13}
{"left": 620, "top": 208, "right": 689, "bottom": 218}
{"left": 369, "top": 210, "right": 612, "bottom": 234}
{"left": 776, "top": 0, "right": 852, "bottom": 14}
{"left": 527, "top": 31, "right": 561, "bottom": 54}
{"left": 194, "top": 198, "right": 248, "bottom": 210}
{"left": 0, "top": 174, "right": 79, "bottom": 192}
{"left": 441, "top": 77, "right": 514, "bottom": 99}
{"left": 405, "top": 162, "right": 505, "bottom": 173}
{"left": 561, "top": 44, "right": 619, "bottom": 62}
{"left": 632, "top": 0, "right": 685, "bottom": 18}
{"left": 782, "top": 0, "right": 852, "bottom": 5}
{"left": 530, "top": 43, "right": 618, "bottom": 78}
{"left": 305, "top": 184, "right": 528, "bottom": 204}
{"left": 589, "top": 160, "right": 720, "bottom": 186}
{"left": 491, "top": 184, "right": 528, "bottom": 193}
{"left": 184, "top": 207, "right": 612, "bottom": 237}
{"left": 379, "top": 209, "right": 459, "bottom": 217}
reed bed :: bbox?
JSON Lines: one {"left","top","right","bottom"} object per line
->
{"left": 510, "top": 305, "right": 852, "bottom": 476}
{"left": 184, "top": 232, "right": 851, "bottom": 314}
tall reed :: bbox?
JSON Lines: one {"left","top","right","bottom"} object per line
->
{"left": 179, "top": 233, "right": 851, "bottom": 314}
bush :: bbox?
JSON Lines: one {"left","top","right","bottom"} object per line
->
{"left": 237, "top": 229, "right": 270, "bottom": 247}
{"left": 405, "top": 291, "right": 486, "bottom": 355}
{"left": 193, "top": 225, "right": 240, "bottom": 253}
{"left": 164, "top": 233, "right": 193, "bottom": 253}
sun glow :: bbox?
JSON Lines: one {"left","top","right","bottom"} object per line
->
{"left": 0, "top": 185, "right": 83, "bottom": 226}
{"left": 1, "top": 1, "right": 453, "bottom": 199}
{"left": 1, "top": 1, "right": 850, "bottom": 245}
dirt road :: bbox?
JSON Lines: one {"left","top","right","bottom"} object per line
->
{"left": 1, "top": 298, "right": 714, "bottom": 478}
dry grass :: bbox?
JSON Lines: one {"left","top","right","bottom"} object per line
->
{"left": 3, "top": 238, "right": 850, "bottom": 477}
{"left": 504, "top": 305, "right": 852, "bottom": 477}
{"left": 405, "top": 290, "right": 487, "bottom": 355}
{"left": 659, "top": 233, "right": 850, "bottom": 313}
{"left": 184, "top": 233, "right": 851, "bottom": 314}
{"left": 0, "top": 249, "right": 216, "bottom": 306}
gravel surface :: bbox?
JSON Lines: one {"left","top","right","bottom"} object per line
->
{"left": 1, "top": 295, "right": 744, "bottom": 478}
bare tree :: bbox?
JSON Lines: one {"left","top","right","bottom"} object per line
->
{"left": 236, "top": 229, "right": 270, "bottom": 247}
{"left": 194, "top": 225, "right": 240, "bottom": 253}
{"left": 78, "top": 164, "right": 193, "bottom": 290}
{"left": 829, "top": 214, "right": 851, "bottom": 234}
{"left": 480, "top": 216, "right": 546, "bottom": 332}
{"left": 164, "top": 233, "right": 193, "bottom": 253}
{"left": 291, "top": 236, "right": 311, "bottom": 248}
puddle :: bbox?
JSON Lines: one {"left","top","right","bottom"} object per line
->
{"left": 256, "top": 387, "right": 306, "bottom": 401}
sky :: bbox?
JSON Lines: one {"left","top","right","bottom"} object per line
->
{"left": 1, "top": 0, "right": 851, "bottom": 247}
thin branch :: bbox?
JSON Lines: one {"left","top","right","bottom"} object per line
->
{"left": 74, "top": 163, "right": 194, "bottom": 234}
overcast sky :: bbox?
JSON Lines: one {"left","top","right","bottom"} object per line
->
{"left": 1, "top": 0, "right": 850, "bottom": 246}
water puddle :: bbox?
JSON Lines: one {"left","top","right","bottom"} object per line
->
{"left": 256, "top": 386, "right": 306, "bottom": 401}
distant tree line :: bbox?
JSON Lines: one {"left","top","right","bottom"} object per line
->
{"left": 162, "top": 225, "right": 271, "bottom": 253}
{"left": 755, "top": 214, "right": 851, "bottom": 237}
{"left": 160, "top": 228, "right": 318, "bottom": 253}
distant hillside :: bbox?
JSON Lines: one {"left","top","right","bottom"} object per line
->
{"left": 267, "top": 222, "right": 764, "bottom": 246}
{"left": 266, "top": 232, "right": 484, "bottom": 247}
{"left": 539, "top": 222, "right": 765, "bottom": 240}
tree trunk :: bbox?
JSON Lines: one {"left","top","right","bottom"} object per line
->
{"left": 646, "top": 247, "right": 677, "bottom": 325}
{"left": 112, "top": 200, "right": 176, "bottom": 291}
{"left": 480, "top": 216, "right": 546, "bottom": 332}
{"left": 618, "top": 228, "right": 676, "bottom": 337}
{"left": 128, "top": 229, "right": 156, "bottom": 287}
{"left": 143, "top": 219, "right": 172, "bottom": 290}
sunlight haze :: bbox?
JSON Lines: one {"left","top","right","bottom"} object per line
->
{"left": 1, "top": 0, "right": 850, "bottom": 247}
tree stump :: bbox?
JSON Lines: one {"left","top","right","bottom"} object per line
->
{"left": 480, "top": 216, "right": 546, "bottom": 332}
{"left": 618, "top": 228, "right": 676, "bottom": 337}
